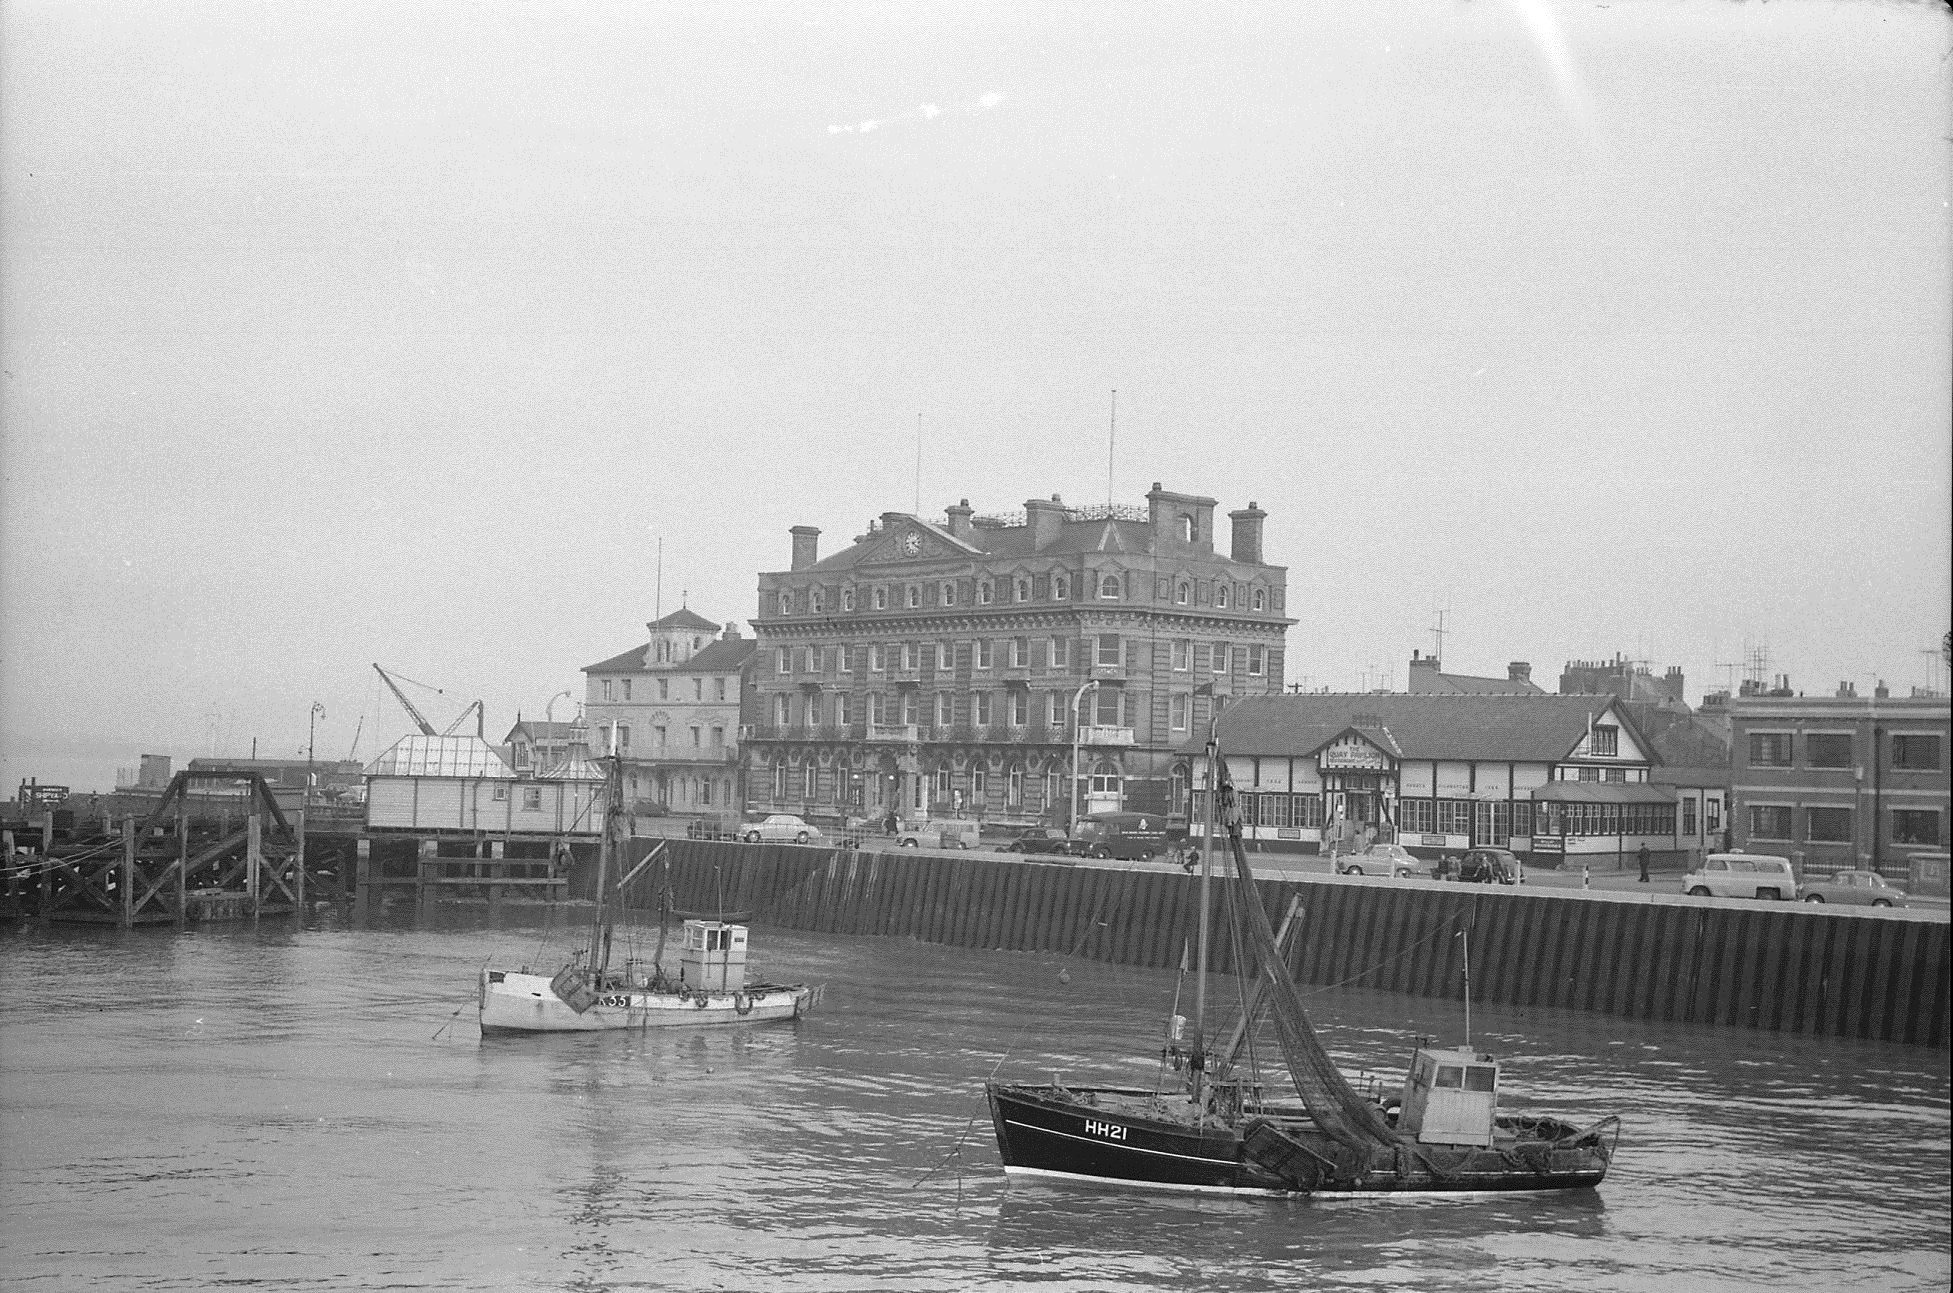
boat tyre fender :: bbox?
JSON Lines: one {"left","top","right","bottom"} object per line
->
{"left": 734, "top": 992, "right": 752, "bottom": 1016}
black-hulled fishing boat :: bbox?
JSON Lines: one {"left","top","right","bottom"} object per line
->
{"left": 986, "top": 731, "right": 1618, "bottom": 1197}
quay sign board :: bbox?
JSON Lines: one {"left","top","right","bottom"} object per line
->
{"left": 1319, "top": 736, "right": 1389, "bottom": 772}
{"left": 20, "top": 784, "right": 69, "bottom": 807}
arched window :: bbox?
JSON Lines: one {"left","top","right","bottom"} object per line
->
{"left": 777, "top": 590, "right": 792, "bottom": 614}
{"left": 906, "top": 584, "right": 921, "bottom": 609}
{"left": 1217, "top": 583, "right": 1231, "bottom": 609}
{"left": 941, "top": 581, "right": 956, "bottom": 606}
{"left": 1014, "top": 576, "right": 1031, "bottom": 601}
{"left": 1053, "top": 573, "right": 1070, "bottom": 600}
{"left": 842, "top": 587, "right": 856, "bottom": 612}
{"left": 803, "top": 763, "right": 817, "bottom": 800}
{"left": 1099, "top": 573, "right": 1120, "bottom": 599}
{"left": 1176, "top": 582, "right": 1190, "bottom": 605}
{"left": 978, "top": 579, "right": 994, "bottom": 605}
{"left": 1252, "top": 588, "right": 1265, "bottom": 611}
{"left": 873, "top": 586, "right": 888, "bottom": 610}
{"left": 811, "top": 588, "right": 825, "bottom": 613}
{"left": 1179, "top": 514, "right": 1195, "bottom": 543}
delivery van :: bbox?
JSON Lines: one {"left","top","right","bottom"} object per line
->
{"left": 1070, "top": 812, "right": 1168, "bottom": 860}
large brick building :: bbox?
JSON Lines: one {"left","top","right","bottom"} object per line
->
{"left": 1728, "top": 683, "right": 1949, "bottom": 877}
{"left": 745, "top": 484, "right": 1291, "bottom": 828}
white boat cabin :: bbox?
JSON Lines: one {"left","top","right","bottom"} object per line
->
{"left": 1399, "top": 1045, "right": 1499, "bottom": 1147}
{"left": 680, "top": 920, "right": 749, "bottom": 991}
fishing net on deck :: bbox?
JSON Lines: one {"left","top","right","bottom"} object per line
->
{"left": 1215, "top": 773, "right": 1395, "bottom": 1155}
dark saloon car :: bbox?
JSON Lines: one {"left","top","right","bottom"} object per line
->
{"left": 1004, "top": 827, "right": 1074, "bottom": 855}
{"left": 1452, "top": 848, "right": 1519, "bottom": 884}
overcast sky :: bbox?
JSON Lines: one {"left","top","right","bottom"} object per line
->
{"left": 3, "top": 0, "right": 1948, "bottom": 794}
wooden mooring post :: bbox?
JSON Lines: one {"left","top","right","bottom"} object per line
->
{"left": 353, "top": 838, "right": 372, "bottom": 922}
{"left": 293, "top": 808, "right": 307, "bottom": 910}
{"left": 247, "top": 813, "right": 262, "bottom": 919}
{"left": 120, "top": 817, "right": 136, "bottom": 928}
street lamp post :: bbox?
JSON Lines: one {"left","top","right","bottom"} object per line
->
{"left": 306, "top": 702, "right": 325, "bottom": 809}
{"left": 1070, "top": 680, "right": 1099, "bottom": 831}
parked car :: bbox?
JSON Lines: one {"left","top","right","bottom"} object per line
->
{"left": 1070, "top": 812, "right": 1168, "bottom": 860}
{"left": 1336, "top": 843, "right": 1421, "bottom": 878}
{"left": 1799, "top": 869, "right": 1908, "bottom": 907}
{"left": 1449, "top": 848, "right": 1519, "bottom": 885}
{"left": 1004, "top": 827, "right": 1074, "bottom": 855}
{"left": 743, "top": 814, "right": 822, "bottom": 845}
{"left": 895, "top": 819, "right": 982, "bottom": 850}
{"left": 1683, "top": 853, "right": 1796, "bottom": 900}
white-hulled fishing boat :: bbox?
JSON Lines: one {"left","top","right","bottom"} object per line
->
{"left": 478, "top": 729, "right": 820, "bottom": 1035}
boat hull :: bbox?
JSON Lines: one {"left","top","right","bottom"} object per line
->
{"left": 987, "top": 1084, "right": 1614, "bottom": 1197}
{"left": 479, "top": 970, "right": 818, "bottom": 1033}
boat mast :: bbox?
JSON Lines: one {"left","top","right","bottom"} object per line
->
{"left": 1191, "top": 720, "right": 1220, "bottom": 1112}
{"left": 588, "top": 723, "right": 619, "bottom": 974}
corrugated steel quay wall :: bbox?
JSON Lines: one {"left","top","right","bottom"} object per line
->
{"left": 619, "top": 840, "right": 1950, "bottom": 1048}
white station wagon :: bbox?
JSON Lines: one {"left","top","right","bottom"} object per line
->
{"left": 1683, "top": 853, "right": 1798, "bottom": 901}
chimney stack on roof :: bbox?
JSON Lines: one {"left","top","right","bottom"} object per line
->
{"left": 1229, "top": 501, "right": 1267, "bottom": 564}
{"left": 789, "top": 525, "right": 820, "bottom": 571}
{"left": 1024, "top": 495, "right": 1068, "bottom": 548}
{"left": 945, "top": 499, "right": 974, "bottom": 540}
{"left": 1508, "top": 661, "right": 1532, "bottom": 685}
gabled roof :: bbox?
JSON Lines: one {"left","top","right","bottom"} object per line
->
{"left": 650, "top": 607, "right": 720, "bottom": 632}
{"left": 503, "top": 720, "right": 578, "bottom": 743}
{"left": 365, "top": 735, "right": 514, "bottom": 778}
{"left": 1200, "top": 692, "right": 1652, "bottom": 765}
{"left": 582, "top": 637, "right": 757, "bottom": 674}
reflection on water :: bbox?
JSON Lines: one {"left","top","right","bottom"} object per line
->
{"left": 1, "top": 907, "right": 1946, "bottom": 1292}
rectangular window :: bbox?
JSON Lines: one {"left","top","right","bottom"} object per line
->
{"left": 776, "top": 650, "right": 790, "bottom": 676}
{"left": 493, "top": 784, "right": 510, "bottom": 802}
{"left": 1892, "top": 735, "right": 1942, "bottom": 771}
{"left": 1590, "top": 724, "right": 1618, "bottom": 757}
{"left": 717, "top": 678, "right": 728, "bottom": 701}
{"left": 937, "top": 641, "right": 953, "bottom": 671}
{"left": 1211, "top": 641, "right": 1229, "bottom": 674}
{"left": 836, "top": 694, "right": 852, "bottom": 726}
{"left": 902, "top": 691, "right": 919, "bottom": 725}
{"left": 602, "top": 679, "right": 614, "bottom": 700}
{"left": 936, "top": 767, "right": 952, "bottom": 795}
{"left": 711, "top": 725, "right": 724, "bottom": 749}
{"left": 655, "top": 725, "right": 667, "bottom": 751}
{"left": 1010, "top": 690, "right": 1028, "bottom": 725}
{"left": 1010, "top": 638, "right": 1029, "bottom": 668}
{"left": 621, "top": 680, "right": 632, "bottom": 701}
{"left": 659, "top": 679, "right": 669, "bottom": 701}
{"left": 773, "top": 695, "right": 790, "bottom": 726}
{"left": 1705, "top": 796, "right": 1722, "bottom": 833}
{"left": 1892, "top": 809, "right": 1942, "bottom": 846}
{"left": 804, "top": 764, "right": 818, "bottom": 800}
{"left": 1097, "top": 634, "right": 1120, "bottom": 666}
{"left": 1748, "top": 732, "right": 1792, "bottom": 767}
{"left": 972, "top": 768, "right": 988, "bottom": 795}
{"left": 837, "top": 646, "right": 852, "bottom": 674}
{"left": 869, "top": 693, "right": 887, "bottom": 726}
{"left": 799, "top": 649, "right": 815, "bottom": 675}
{"left": 1806, "top": 807, "right": 1852, "bottom": 842}
{"left": 976, "top": 640, "right": 994, "bottom": 670}
{"left": 1047, "top": 691, "right": 1064, "bottom": 726}
{"left": 1248, "top": 645, "right": 1264, "bottom": 676}
{"left": 1172, "top": 640, "right": 1190, "bottom": 671}
{"left": 523, "top": 787, "right": 542, "bottom": 811}
{"left": 1682, "top": 796, "right": 1697, "bottom": 836}
{"left": 974, "top": 692, "right": 992, "bottom": 725}
{"left": 1095, "top": 687, "right": 1122, "bottom": 727}
{"left": 869, "top": 644, "right": 886, "bottom": 672}
{"left": 936, "top": 691, "right": 953, "bottom": 726}
{"left": 1749, "top": 804, "right": 1793, "bottom": 839}
{"left": 1049, "top": 637, "right": 1071, "bottom": 668}
{"left": 901, "top": 642, "right": 918, "bottom": 670}
{"left": 690, "top": 725, "right": 702, "bottom": 747}
{"left": 1806, "top": 733, "right": 1853, "bottom": 768}
{"left": 1008, "top": 769, "right": 1024, "bottom": 807}
{"left": 617, "top": 725, "right": 630, "bottom": 750}
{"left": 1170, "top": 694, "right": 1188, "bottom": 731}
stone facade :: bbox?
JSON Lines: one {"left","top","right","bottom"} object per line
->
{"left": 744, "top": 484, "right": 1291, "bottom": 828}
{"left": 582, "top": 609, "right": 756, "bottom": 819}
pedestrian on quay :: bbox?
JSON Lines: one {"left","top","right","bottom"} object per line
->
{"left": 1637, "top": 843, "right": 1651, "bottom": 883}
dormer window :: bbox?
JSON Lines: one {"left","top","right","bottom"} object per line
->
{"left": 1217, "top": 583, "right": 1231, "bottom": 609}
{"left": 777, "top": 590, "right": 791, "bottom": 615}
{"left": 1099, "top": 574, "right": 1120, "bottom": 599}
{"left": 811, "top": 589, "right": 825, "bottom": 613}
{"left": 1014, "top": 577, "right": 1031, "bottom": 601}
{"left": 906, "top": 584, "right": 921, "bottom": 609}
{"left": 874, "top": 587, "right": 888, "bottom": 611}
{"left": 842, "top": 587, "right": 856, "bottom": 612}
{"left": 941, "top": 581, "right": 956, "bottom": 606}
{"left": 1176, "top": 582, "right": 1190, "bottom": 605}
{"left": 978, "top": 579, "right": 994, "bottom": 605}
{"left": 1053, "top": 573, "right": 1071, "bottom": 600}
{"left": 1252, "top": 588, "right": 1265, "bottom": 611}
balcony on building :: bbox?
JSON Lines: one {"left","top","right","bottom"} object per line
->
{"left": 1079, "top": 725, "right": 1137, "bottom": 746}
{"left": 1090, "top": 663, "right": 1127, "bottom": 682}
{"left": 866, "top": 723, "right": 920, "bottom": 743}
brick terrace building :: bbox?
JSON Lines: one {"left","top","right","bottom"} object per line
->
{"left": 745, "top": 484, "right": 1291, "bottom": 828}
{"left": 1728, "top": 685, "right": 1950, "bottom": 876}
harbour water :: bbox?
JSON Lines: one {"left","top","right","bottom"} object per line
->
{"left": 2, "top": 905, "right": 1947, "bottom": 1291}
